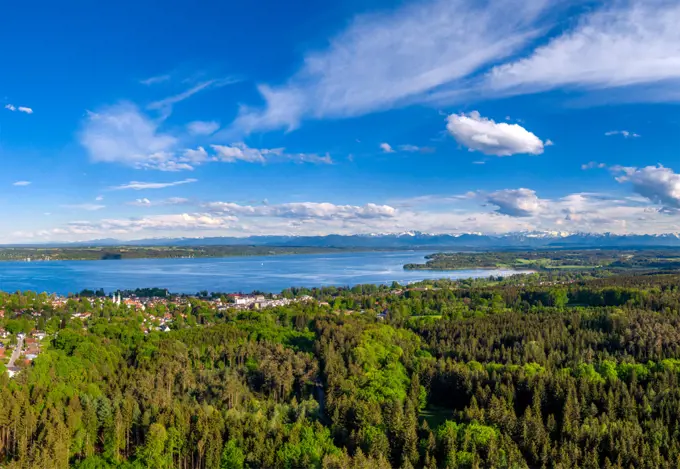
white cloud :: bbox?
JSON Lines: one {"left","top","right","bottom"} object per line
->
{"left": 79, "top": 102, "right": 179, "bottom": 170}
{"left": 231, "top": 0, "right": 550, "bottom": 133}
{"left": 130, "top": 198, "right": 151, "bottom": 206}
{"left": 140, "top": 74, "right": 171, "bottom": 86}
{"left": 605, "top": 130, "right": 640, "bottom": 138}
{"left": 61, "top": 203, "right": 106, "bottom": 211}
{"left": 581, "top": 161, "right": 606, "bottom": 170}
{"left": 211, "top": 143, "right": 274, "bottom": 163}
{"left": 12, "top": 181, "right": 31, "bottom": 186}
{"left": 4, "top": 104, "right": 32, "bottom": 113}
{"left": 205, "top": 201, "right": 396, "bottom": 220}
{"left": 613, "top": 165, "right": 680, "bottom": 209}
{"left": 181, "top": 146, "right": 209, "bottom": 164}
{"left": 446, "top": 111, "right": 546, "bottom": 156}
{"left": 187, "top": 120, "right": 220, "bottom": 136}
{"left": 147, "top": 78, "right": 240, "bottom": 118}
{"left": 65, "top": 213, "right": 239, "bottom": 234}
{"left": 147, "top": 80, "right": 216, "bottom": 114}
{"left": 95, "top": 195, "right": 104, "bottom": 201}
{"left": 128, "top": 197, "right": 190, "bottom": 207}
{"left": 398, "top": 145, "right": 420, "bottom": 152}
{"left": 23, "top": 188, "right": 680, "bottom": 242}
{"left": 79, "top": 105, "right": 332, "bottom": 170}
{"left": 291, "top": 152, "right": 334, "bottom": 165}
{"left": 210, "top": 143, "right": 332, "bottom": 165}
{"left": 380, "top": 143, "right": 394, "bottom": 153}
{"left": 110, "top": 178, "right": 198, "bottom": 191}
{"left": 486, "top": 188, "right": 544, "bottom": 217}
{"left": 487, "top": 2, "right": 680, "bottom": 96}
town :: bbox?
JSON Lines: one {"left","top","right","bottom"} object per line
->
{"left": 0, "top": 289, "right": 333, "bottom": 378}
{"left": 0, "top": 281, "right": 448, "bottom": 379}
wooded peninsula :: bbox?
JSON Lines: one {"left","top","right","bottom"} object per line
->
{"left": 404, "top": 248, "right": 680, "bottom": 272}
{"left": 0, "top": 245, "right": 367, "bottom": 262}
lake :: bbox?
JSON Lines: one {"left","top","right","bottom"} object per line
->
{"left": 0, "top": 251, "right": 527, "bottom": 295}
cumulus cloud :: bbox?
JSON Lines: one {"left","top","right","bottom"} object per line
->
{"left": 211, "top": 143, "right": 278, "bottom": 163}
{"left": 446, "top": 111, "right": 546, "bottom": 156}
{"left": 12, "top": 181, "right": 31, "bottom": 186}
{"left": 130, "top": 198, "right": 151, "bottom": 206}
{"left": 67, "top": 213, "right": 238, "bottom": 233}
{"left": 110, "top": 178, "right": 198, "bottom": 191}
{"left": 605, "top": 130, "right": 640, "bottom": 138}
{"left": 181, "top": 147, "right": 209, "bottom": 165}
{"left": 486, "top": 188, "right": 544, "bottom": 217}
{"left": 205, "top": 201, "right": 396, "bottom": 220}
{"left": 22, "top": 188, "right": 680, "bottom": 243}
{"left": 4, "top": 104, "right": 16, "bottom": 111}
{"left": 231, "top": 0, "right": 550, "bottom": 133}
{"left": 487, "top": 2, "right": 680, "bottom": 96}
{"left": 187, "top": 120, "right": 220, "bottom": 136}
{"left": 613, "top": 165, "right": 680, "bottom": 209}
{"left": 380, "top": 143, "right": 395, "bottom": 153}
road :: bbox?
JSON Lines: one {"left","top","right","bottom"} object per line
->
{"left": 7, "top": 334, "right": 24, "bottom": 368}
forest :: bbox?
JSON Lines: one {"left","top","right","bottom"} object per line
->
{"left": 3, "top": 270, "right": 680, "bottom": 467}
{"left": 404, "top": 248, "right": 680, "bottom": 272}
{"left": 0, "top": 245, "right": 366, "bottom": 262}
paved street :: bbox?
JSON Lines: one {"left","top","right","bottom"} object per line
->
{"left": 7, "top": 334, "right": 23, "bottom": 368}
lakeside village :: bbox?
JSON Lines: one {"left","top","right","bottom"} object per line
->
{"left": 0, "top": 290, "right": 318, "bottom": 378}
{"left": 0, "top": 283, "right": 427, "bottom": 378}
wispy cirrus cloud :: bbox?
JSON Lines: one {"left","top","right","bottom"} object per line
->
{"left": 187, "top": 120, "right": 220, "bottom": 136}
{"left": 140, "top": 74, "right": 171, "bottom": 86}
{"left": 605, "top": 130, "right": 640, "bottom": 138}
{"left": 148, "top": 80, "right": 215, "bottom": 114}
{"left": 211, "top": 143, "right": 333, "bottom": 165}
{"left": 79, "top": 104, "right": 333, "bottom": 170}
{"left": 128, "top": 197, "right": 190, "bottom": 207}
{"left": 486, "top": 1, "right": 680, "bottom": 99}
{"left": 79, "top": 102, "right": 180, "bottom": 170}
{"left": 110, "top": 178, "right": 198, "bottom": 191}
{"left": 231, "top": 0, "right": 551, "bottom": 133}
{"left": 61, "top": 203, "right": 106, "bottom": 211}
{"left": 12, "top": 181, "right": 31, "bottom": 186}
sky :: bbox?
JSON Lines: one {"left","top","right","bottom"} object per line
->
{"left": 3, "top": 0, "right": 680, "bottom": 242}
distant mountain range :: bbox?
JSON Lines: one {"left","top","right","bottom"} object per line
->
{"left": 28, "top": 231, "right": 680, "bottom": 250}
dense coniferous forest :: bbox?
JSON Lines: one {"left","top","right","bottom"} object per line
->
{"left": 4, "top": 271, "right": 680, "bottom": 467}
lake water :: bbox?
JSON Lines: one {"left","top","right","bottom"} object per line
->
{"left": 0, "top": 251, "right": 527, "bottom": 295}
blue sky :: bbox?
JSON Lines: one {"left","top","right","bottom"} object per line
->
{"left": 2, "top": 0, "right": 680, "bottom": 242}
